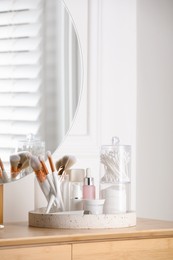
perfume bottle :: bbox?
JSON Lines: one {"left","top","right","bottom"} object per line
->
{"left": 83, "top": 168, "right": 96, "bottom": 200}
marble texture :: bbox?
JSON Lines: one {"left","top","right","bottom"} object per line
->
{"left": 29, "top": 208, "right": 136, "bottom": 229}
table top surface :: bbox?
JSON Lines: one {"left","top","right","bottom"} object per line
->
{"left": 0, "top": 218, "right": 173, "bottom": 247}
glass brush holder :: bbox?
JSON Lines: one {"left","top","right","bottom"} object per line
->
{"left": 99, "top": 137, "right": 132, "bottom": 214}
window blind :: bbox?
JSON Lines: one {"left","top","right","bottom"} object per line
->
{"left": 0, "top": 0, "right": 43, "bottom": 162}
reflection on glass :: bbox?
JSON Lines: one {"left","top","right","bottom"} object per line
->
{"left": 0, "top": 0, "right": 82, "bottom": 175}
{"left": 42, "top": 0, "right": 82, "bottom": 152}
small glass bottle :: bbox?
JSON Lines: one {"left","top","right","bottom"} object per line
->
{"left": 83, "top": 168, "right": 96, "bottom": 200}
{"left": 67, "top": 168, "right": 85, "bottom": 211}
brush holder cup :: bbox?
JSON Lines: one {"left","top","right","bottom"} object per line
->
{"left": 100, "top": 137, "right": 132, "bottom": 214}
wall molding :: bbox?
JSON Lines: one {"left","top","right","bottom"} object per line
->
{"left": 54, "top": 0, "right": 102, "bottom": 172}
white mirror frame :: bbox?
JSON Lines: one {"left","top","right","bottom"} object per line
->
{"left": 54, "top": 0, "right": 101, "bottom": 171}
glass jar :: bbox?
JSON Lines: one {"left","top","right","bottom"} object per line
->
{"left": 100, "top": 137, "right": 132, "bottom": 214}
{"left": 16, "top": 133, "right": 45, "bottom": 157}
{"left": 16, "top": 133, "right": 45, "bottom": 174}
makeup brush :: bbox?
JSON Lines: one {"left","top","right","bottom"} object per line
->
{"left": 46, "top": 151, "right": 55, "bottom": 173}
{"left": 10, "top": 154, "right": 20, "bottom": 178}
{"left": 55, "top": 155, "right": 77, "bottom": 211}
{"left": 17, "top": 151, "right": 31, "bottom": 171}
{"left": 30, "top": 155, "right": 50, "bottom": 202}
{"left": 58, "top": 155, "right": 77, "bottom": 181}
{"left": 46, "top": 151, "right": 66, "bottom": 212}
{"left": 38, "top": 156, "right": 57, "bottom": 197}
{"left": 37, "top": 156, "right": 61, "bottom": 212}
{"left": 0, "top": 158, "right": 9, "bottom": 182}
{"left": 30, "top": 155, "right": 61, "bottom": 212}
{"left": 46, "top": 151, "right": 58, "bottom": 191}
{"left": 55, "top": 155, "right": 76, "bottom": 175}
{"left": 0, "top": 158, "right": 4, "bottom": 178}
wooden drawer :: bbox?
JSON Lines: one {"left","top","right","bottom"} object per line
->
{"left": 73, "top": 238, "right": 173, "bottom": 260}
{"left": 0, "top": 244, "right": 71, "bottom": 260}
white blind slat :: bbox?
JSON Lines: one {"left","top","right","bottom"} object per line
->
{"left": 0, "top": 108, "right": 40, "bottom": 121}
{"left": 0, "top": 93, "right": 40, "bottom": 107}
{"left": 0, "top": 51, "right": 41, "bottom": 65}
{"left": 0, "top": 65, "right": 41, "bottom": 79}
{"left": 0, "top": 0, "right": 43, "bottom": 164}
{"left": 0, "top": 0, "right": 42, "bottom": 12}
{"left": 0, "top": 79, "right": 41, "bottom": 92}
{"left": 0, "top": 38, "right": 41, "bottom": 52}
{"left": 0, "top": 122, "right": 39, "bottom": 135}
{"left": 0, "top": 24, "right": 41, "bottom": 39}
{"left": 0, "top": 10, "right": 42, "bottom": 26}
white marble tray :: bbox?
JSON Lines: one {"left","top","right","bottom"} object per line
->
{"left": 29, "top": 208, "right": 136, "bottom": 229}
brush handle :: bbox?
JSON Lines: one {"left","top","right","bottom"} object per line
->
{"left": 46, "top": 173, "right": 56, "bottom": 196}
{"left": 2, "top": 171, "right": 10, "bottom": 183}
{"left": 37, "top": 177, "right": 60, "bottom": 211}
{"left": 61, "top": 176, "right": 70, "bottom": 211}
{"left": 45, "top": 194, "right": 60, "bottom": 214}
{"left": 52, "top": 171, "right": 59, "bottom": 193}
{"left": 38, "top": 179, "right": 50, "bottom": 202}
{"left": 53, "top": 172, "right": 65, "bottom": 211}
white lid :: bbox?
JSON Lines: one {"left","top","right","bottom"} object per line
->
{"left": 66, "top": 168, "right": 85, "bottom": 182}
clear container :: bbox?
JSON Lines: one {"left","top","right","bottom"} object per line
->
{"left": 100, "top": 137, "right": 132, "bottom": 214}
{"left": 16, "top": 133, "right": 45, "bottom": 157}
{"left": 66, "top": 168, "right": 85, "bottom": 211}
{"left": 16, "top": 133, "right": 45, "bottom": 174}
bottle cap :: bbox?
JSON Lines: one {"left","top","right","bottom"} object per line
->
{"left": 84, "top": 168, "right": 94, "bottom": 185}
{"left": 66, "top": 169, "right": 85, "bottom": 182}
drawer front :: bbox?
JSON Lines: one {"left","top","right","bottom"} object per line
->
{"left": 73, "top": 238, "right": 173, "bottom": 260}
{"left": 0, "top": 244, "right": 71, "bottom": 260}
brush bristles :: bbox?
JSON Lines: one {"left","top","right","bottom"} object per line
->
{"left": 55, "top": 155, "right": 77, "bottom": 174}
{"left": 10, "top": 154, "right": 20, "bottom": 164}
{"left": 30, "top": 156, "right": 46, "bottom": 182}
{"left": 10, "top": 155, "right": 21, "bottom": 176}
{"left": 46, "top": 151, "right": 51, "bottom": 157}
{"left": 38, "top": 156, "right": 49, "bottom": 175}
{"left": 55, "top": 158, "right": 63, "bottom": 171}
{"left": 30, "top": 156, "right": 42, "bottom": 171}
{"left": 0, "top": 158, "right": 4, "bottom": 171}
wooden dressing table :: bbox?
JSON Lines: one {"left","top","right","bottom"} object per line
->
{"left": 0, "top": 218, "right": 173, "bottom": 259}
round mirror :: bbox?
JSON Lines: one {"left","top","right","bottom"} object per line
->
{"left": 0, "top": 0, "right": 83, "bottom": 165}
{"left": 42, "top": 0, "right": 82, "bottom": 152}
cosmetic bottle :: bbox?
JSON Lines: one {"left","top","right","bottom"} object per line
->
{"left": 66, "top": 169, "right": 85, "bottom": 211}
{"left": 83, "top": 168, "right": 96, "bottom": 200}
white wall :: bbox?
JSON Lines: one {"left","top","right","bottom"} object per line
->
{"left": 57, "top": 0, "right": 137, "bottom": 205}
{"left": 100, "top": 0, "right": 136, "bottom": 146}
{"left": 4, "top": 0, "right": 137, "bottom": 222}
{"left": 100, "top": 0, "right": 136, "bottom": 210}
{"left": 4, "top": 0, "right": 173, "bottom": 223}
{"left": 137, "top": 0, "right": 173, "bottom": 221}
